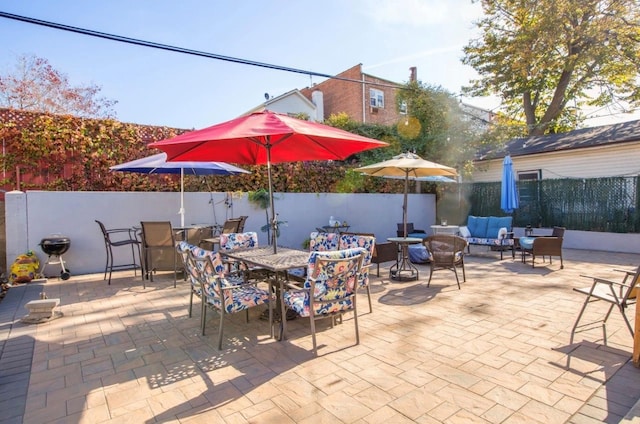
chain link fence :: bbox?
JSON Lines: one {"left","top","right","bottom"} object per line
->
{"left": 461, "top": 176, "right": 639, "bottom": 233}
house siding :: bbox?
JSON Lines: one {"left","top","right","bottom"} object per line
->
{"left": 471, "top": 142, "right": 640, "bottom": 182}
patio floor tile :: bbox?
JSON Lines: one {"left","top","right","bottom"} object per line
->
{"left": 1, "top": 247, "right": 639, "bottom": 423}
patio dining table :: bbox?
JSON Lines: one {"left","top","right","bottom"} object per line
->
{"left": 222, "top": 246, "right": 310, "bottom": 340}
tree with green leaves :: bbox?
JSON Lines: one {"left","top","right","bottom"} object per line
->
{"left": 395, "top": 81, "right": 481, "bottom": 176}
{"left": 0, "top": 54, "right": 117, "bottom": 118}
{"left": 462, "top": 0, "right": 640, "bottom": 136}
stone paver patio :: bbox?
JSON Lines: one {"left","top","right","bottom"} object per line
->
{"left": 1, "top": 247, "right": 639, "bottom": 423}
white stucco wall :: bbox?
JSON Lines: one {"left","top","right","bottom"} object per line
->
{"left": 5, "top": 190, "right": 436, "bottom": 276}
{"left": 6, "top": 190, "right": 637, "bottom": 278}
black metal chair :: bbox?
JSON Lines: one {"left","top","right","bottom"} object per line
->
{"left": 396, "top": 222, "right": 427, "bottom": 238}
{"left": 95, "top": 220, "right": 142, "bottom": 285}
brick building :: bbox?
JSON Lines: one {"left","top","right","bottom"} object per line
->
{"left": 299, "top": 63, "right": 406, "bottom": 125}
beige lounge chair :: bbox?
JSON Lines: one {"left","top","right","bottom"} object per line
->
{"left": 571, "top": 265, "right": 639, "bottom": 344}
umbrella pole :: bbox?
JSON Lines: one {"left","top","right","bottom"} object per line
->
{"left": 403, "top": 173, "right": 409, "bottom": 238}
{"left": 180, "top": 168, "right": 185, "bottom": 228}
{"left": 266, "top": 142, "right": 277, "bottom": 254}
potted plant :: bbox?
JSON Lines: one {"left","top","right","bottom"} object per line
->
{"left": 248, "top": 189, "right": 287, "bottom": 245}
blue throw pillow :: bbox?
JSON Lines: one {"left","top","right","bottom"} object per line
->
{"left": 471, "top": 216, "right": 489, "bottom": 238}
{"left": 467, "top": 216, "right": 479, "bottom": 237}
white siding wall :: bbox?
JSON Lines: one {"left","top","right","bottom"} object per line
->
{"left": 266, "top": 96, "right": 316, "bottom": 120}
{"left": 471, "top": 142, "right": 640, "bottom": 182}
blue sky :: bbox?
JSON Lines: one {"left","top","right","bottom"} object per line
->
{"left": 0, "top": 1, "right": 635, "bottom": 129}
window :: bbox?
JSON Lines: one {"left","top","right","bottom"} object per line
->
{"left": 518, "top": 170, "right": 541, "bottom": 181}
{"left": 370, "top": 89, "right": 384, "bottom": 108}
{"left": 399, "top": 101, "right": 407, "bottom": 115}
{"left": 517, "top": 170, "right": 541, "bottom": 225}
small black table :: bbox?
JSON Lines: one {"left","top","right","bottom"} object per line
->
{"left": 320, "top": 225, "right": 351, "bottom": 234}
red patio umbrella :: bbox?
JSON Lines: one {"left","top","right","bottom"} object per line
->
{"left": 150, "top": 111, "right": 389, "bottom": 252}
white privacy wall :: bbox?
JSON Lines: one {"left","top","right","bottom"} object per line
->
{"left": 5, "top": 190, "right": 436, "bottom": 276}
{"left": 6, "top": 190, "right": 637, "bottom": 278}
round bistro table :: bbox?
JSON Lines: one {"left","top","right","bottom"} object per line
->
{"left": 387, "top": 237, "right": 423, "bottom": 281}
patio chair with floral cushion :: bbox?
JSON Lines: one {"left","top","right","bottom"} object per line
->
{"left": 188, "top": 247, "right": 273, "bottom": 350}
{"left": 288, "top": 231, "right": 340, "bottom": 281}
{"left": 339, "top": 233, "right": 376, "bottom": 313}
{"left": 282, "top": 247, "right": 365, "bottom": 355}
{"left": 219, "top": 231, "right": 260, "bottom": 276}
{"left": 198, "top": 216, "right": 245, "bottom": 250}
{"left": 309, "top": 231, "right": 340, "bottom": 251}
{"left": 176, "top": 241, "right": 202, "bottom": 317}
{"left": 424, "top": 234, "right": 468, "bottom": 289}
{"left": 178, "top": 241, "right": 254, "bottom": 319}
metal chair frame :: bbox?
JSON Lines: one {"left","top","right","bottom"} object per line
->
{"left": 282, "top": 248, "right": 364, "bottom": 355}
{"left": 571, "top": 265, "right": 639, "bottom": 345}
{"left": 140, "top": 221, "right": 178, "bottom": 288}
{"left": 188, "top": 249, "right": 272, "bottom": 350}
{"left": 95, "top": 220, "right": 141, "bottom": 285}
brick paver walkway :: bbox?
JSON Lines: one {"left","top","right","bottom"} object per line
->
{"left": 1, "top": 247, "right": 639, "bottom": 423}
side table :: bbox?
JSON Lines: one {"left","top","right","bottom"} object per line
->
{"left": 387, "top": 237, "right": 422, "bottom": 281}
{"left": 320, "top": 225, "right": 351, "bottom": 234}
{"left": 430, "top": 225, "right": 460, "bottom": 235}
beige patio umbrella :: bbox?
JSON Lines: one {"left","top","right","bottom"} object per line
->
{"left": 355, "top": 152, "right": 458, "bottom": 238}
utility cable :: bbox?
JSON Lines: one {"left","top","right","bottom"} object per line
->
{"left": 0, "top": 11, "right": 402, "bottom": 89}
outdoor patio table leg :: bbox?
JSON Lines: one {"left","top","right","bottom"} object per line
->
{"left": 388, "top": 238, "right": 420, "bottom": 281}
{"left": 279, "top": 276, "right": 287, "bottom": 341}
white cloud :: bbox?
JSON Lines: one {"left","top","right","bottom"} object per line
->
{"left": 365, "top": 45, "right": 463, "bottom": 70}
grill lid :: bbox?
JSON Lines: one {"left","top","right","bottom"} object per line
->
{"left": 40, "top": 235, "right": 71, "bottom": 245}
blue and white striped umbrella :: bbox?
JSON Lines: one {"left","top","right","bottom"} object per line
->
{"left": 111, "top": 152, "right": 249, "bottom": 226}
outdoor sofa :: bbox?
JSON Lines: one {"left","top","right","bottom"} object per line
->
{"left": 459, "top": 215, "right": 515, "bottom": 260}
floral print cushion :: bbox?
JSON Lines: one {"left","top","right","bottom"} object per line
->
{"left": 219, "top": 232, "right": 258, "bottom": 251}
{"left": 308, "top": 231, "right": 340, "bottom": 251}
{"left": 204, "top": 284, "right": 272, "bottom": 314}
{"left": 188, "top": 245, "right": 245, "bottom": 290}
{"left": 177, "top": 241, "right": 202, "bottom": 293}
{"left": 219, "top": 232, "right": 260, "bottom": 273}
{"left": 338, "top": 234, "right": 376, "bottom": 288}
{"left": 284, "top": 247, "right": 365, "bottom": 318}
{"left": 466, "top": 237, "right": 514, "bottom": 246}
{"left": 288, "top": 231, "right": 340, "bottom": 280}
{"left": 186, "top": 244, "right": 271, "bottom": 316}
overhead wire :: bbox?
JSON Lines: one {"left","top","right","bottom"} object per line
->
{"left": 0, "top": 11, "right": 402, "bottom": 90}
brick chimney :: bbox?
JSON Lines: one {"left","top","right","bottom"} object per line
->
{"left": 409, "top": 67, "right": 417, "bottom": 82}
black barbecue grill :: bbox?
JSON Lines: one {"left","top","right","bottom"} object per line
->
{"left": 39, "top": 235, "right": 71, "bottom": 280}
